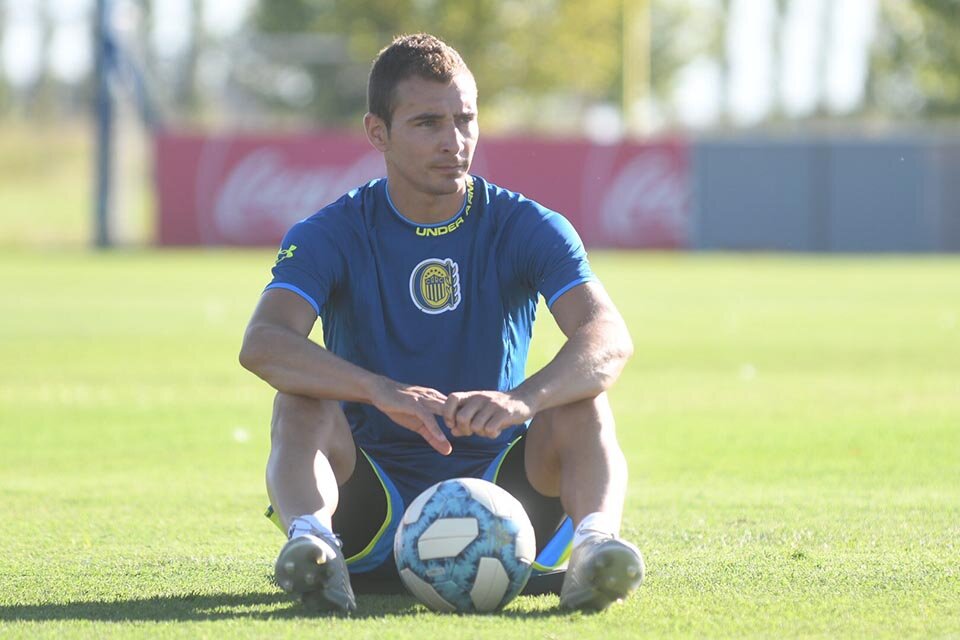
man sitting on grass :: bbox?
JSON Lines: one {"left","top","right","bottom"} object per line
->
{"left": 239, "top": 32, "right": 644, "bottom": 613}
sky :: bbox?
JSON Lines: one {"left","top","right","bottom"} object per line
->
{"left": 1, "top": 0, "right": 878, "bottom": 129}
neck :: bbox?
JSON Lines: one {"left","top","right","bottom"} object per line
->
{"left": 386, "top": 179, "right": 469, "bottom": 224}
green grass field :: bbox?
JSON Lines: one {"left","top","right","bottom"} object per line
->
{"left": 1, "top": 249, "right": 958, "bottom": 639}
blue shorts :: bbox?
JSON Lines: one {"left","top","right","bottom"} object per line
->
{"left": 266, "top": 434, "right": 572, "bottom": 577}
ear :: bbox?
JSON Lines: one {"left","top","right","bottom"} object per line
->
{"left": 364, "top": 113, "right": 390, "bottom": 152}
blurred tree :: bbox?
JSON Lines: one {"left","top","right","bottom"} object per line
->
{"left": 0, "top": 1, "right": 8, "bottom": 114}
{"left": 714, "top": 0, "right": 732, "bottom": 126}
{"left": 137, "top": 0, "right": 157, "bottom": 88}
{"left": 246, "top": 0, "right": 711, "bottom": 133}
{"left": 648, "top": 1, "right": 709, "bottom": 120}
{"left": 174, "top": 0, "right": 203, "bottom": 114}
{"left": 769, "top": 0, "right": 789, "bottom": 120}
{"left": 27, "top": 0, "right": 56, "bottom": 118}
{"left": 867, "top": 0, "right": 960, "bottom": 118}
{"left": 813, "top": 0, "right": 834, "bottom": 117}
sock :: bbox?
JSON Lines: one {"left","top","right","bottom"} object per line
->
{"left": 573, "top": 512, "right": 619, "bottom": 548}
{"left": 287, "top": 514, "right": 336, "bottom": 542}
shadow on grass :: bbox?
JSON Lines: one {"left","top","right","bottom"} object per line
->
{"left": 0, "top": 592, "right": 416, "bottom": 622}
{"left": 0, "top": 591, "right": 573, "bottom": 622}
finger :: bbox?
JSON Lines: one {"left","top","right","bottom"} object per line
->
{"left": 455, "top": 397, "right": 486, "bottom": 435}
{"left": 443, "top": 395, "right": 462, "bottom": 433}
{"left": 418, "top": 411, "right": 452, "bottom": 455}
{"left": 420, "top": 387, "right": 448, "bottom": 404}
{"left": 419, "top": 395, "right": 447, "bottom": 415}
{"left": 484, "top": 415, "right": 509, "bottom": 438}
{"left": 473, "top": 405, "right": 499, "bottom": 438}
{"left": 391, "top": 413, "right": 450, "bottom": 455}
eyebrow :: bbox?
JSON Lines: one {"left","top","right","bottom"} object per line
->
{"left": 408, "top": 112, "right": 444, "bottom": 123}
{"left": 407, "top": 110, "right": 477, "bottom": 124}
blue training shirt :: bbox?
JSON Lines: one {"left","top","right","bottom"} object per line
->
{"left": 266, "top": 175, "right": 595, "bottom": 501}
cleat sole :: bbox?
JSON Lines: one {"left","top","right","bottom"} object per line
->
{"left": 560, "top": 538, "right": 645, "bottom": 612}
{"left": 274, "top": 535, "right": 356, "bottom": 614}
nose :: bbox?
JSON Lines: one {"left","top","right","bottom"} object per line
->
{"left": 439, "top": 122, "right": 465, "bottom": 156}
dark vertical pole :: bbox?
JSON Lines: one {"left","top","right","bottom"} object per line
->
{"left": 93, "top": 0, "right": 112, "bottom": 248}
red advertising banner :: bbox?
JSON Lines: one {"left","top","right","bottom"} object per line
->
{"left": 155, "top": 132, "right": 689, "bottom": 248}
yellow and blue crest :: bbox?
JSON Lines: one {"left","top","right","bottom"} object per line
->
{"left": 409, "top": 258, "right": 461, "bottom": 314}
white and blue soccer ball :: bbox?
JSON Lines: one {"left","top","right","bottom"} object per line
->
{"left": 394, "top": 477, "right": 536, "bottom": 613}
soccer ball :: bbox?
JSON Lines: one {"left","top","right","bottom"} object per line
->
{"left": 394, "top": 477, "right": 536, "bottom": 613}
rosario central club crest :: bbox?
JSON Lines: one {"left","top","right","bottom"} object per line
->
{"left": 409, "top": 258, "right": 461, "bottom": 314}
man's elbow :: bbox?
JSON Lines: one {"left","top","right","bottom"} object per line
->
{"left": 595, "top": 321, "right": 633, "bottom": 390}
{"left": 620, "top": 326, "right": 635, "bottom": 363}
{"left": 609, "top": 318, "right": 634, "bottom": 365}
{"left": 609, "top": 323, "right": 634, "bottom": 382}
{"left": 238, "top": 325, "right": 269, "bottom": 375}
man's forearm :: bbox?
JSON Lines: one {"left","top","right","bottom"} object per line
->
{"left": 239, "top": 322, "right": 381, "bottom": 403}
{"left": 513, "top": 316, "right": 633, "bottom": 414}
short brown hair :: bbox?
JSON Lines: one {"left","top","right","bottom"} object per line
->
{"left": 367, "top": 33, "right": 471, "bottom": 129}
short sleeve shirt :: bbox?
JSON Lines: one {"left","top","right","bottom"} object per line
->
{"left": 266, "top": 176, "right": 595, "bottom": 495}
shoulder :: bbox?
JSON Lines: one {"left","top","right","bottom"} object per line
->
{"left": 475, "top": 176, "right": 562, "bottom": 227}
{"left": 289, "top": 179, "right": 382, "bottom": 240}
{"left": 476, "top": 176, "right": 578, "bottom": 239}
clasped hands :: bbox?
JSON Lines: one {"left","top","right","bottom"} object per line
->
{"left": 370, "top": 379, "right": 536, "bottom": 455}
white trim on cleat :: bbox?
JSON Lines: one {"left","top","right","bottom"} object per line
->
{"left": 559, "top": 534, "right": 645, "bottom": 612}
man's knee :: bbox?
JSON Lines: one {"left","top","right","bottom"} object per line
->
{"left": 537, "top": 394, "right": 616, "bottom": 438}
{"left": 524, "top": 394, "right": 619, "bottom": 494}
{"left": 271, "top": 393, "right": 350, "bottom": 444}
{"left": 270, "top": 392, "right": 356, "bottom": 481}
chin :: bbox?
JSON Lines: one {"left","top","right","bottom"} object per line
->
{"left": 427, "top": 175, "right": 466, "bottom": 195}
